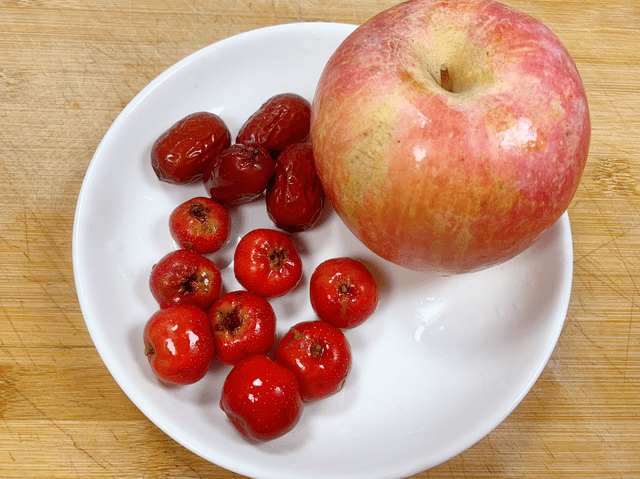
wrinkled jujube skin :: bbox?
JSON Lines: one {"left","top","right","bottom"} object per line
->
{"left": 266, "top": 142, "right": 326, "bottom": 233}
{"left": 203, "top": 142, "right": 275, "bottom": 206}
{"left": 151, "top": 111, "right": 231, "bottom": 184}
{"left": 236, "top": 93, "right": 311, "bottom": 157}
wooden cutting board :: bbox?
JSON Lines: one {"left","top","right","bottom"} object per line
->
{"left": 0, "top": 0, "right": 639, "bottom": 477}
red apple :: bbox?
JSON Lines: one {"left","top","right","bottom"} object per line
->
{"left": 149, "top": 249, "right": 222, "bottom": 310}
{"left": 309, "top": 257, "right": 379, "bottom": 329}
{"left": 275, "top": 320, "right": 352, "bottom": 401}
{"left": 208, "top": 290, "right": 277, "bottom": 365}
{"left": 143, "top": 305, "right": 215, "bottom": 385}
{"left": 311, "top": 0, "right": 590, "bottom": 274}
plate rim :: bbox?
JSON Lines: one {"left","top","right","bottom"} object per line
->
{"left": 72, "top": 21, "right": 573, "bottom": 479}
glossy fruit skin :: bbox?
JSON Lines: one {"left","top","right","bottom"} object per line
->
{"left": 309, "top": 257, "right": 379, "bottom": 329}
{"left": 311, "top": 0, "right": 590, "bottom": 274}
{"left": 203, "top": 142, "right": 275, "bottom": 206}
{"left": 143, "top": 305, "right": 215, "bottom": 385}
{"left": 169, "top": 196, "right": 231, "bottom": 254}
{"left": 220, "top": 354, "right": 304, "bottom": 442}
{"left": 149, "top": 249, "right": 222, "bottom": 310}
{"left": 208, "top": 291, "right": 277, "bottom": 365}
{"left": 275, "top": 320, "right": 352, "bottom": 402}
{"left": 151, "top": 111, "right": 231, "bottom": 185}
{"left": 234, "top": 228, "right": 302, "bottom": 298}
{"left": 266, "top": 142, "right": 326, "bottom": 233}
{"left": 236, "top": 93, "right": 311, "bottom": 157}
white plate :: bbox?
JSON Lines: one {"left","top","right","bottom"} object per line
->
{"left": 72, "top": 22, "right": 573, "bottom": 479}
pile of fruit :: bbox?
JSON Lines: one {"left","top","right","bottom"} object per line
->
{"left": 142, "top": 93, "right": 380, "bottom": 442}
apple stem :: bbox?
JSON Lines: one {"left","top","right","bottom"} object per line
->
{"left": 440, "top": 65, "right": 452, "bottom": 93}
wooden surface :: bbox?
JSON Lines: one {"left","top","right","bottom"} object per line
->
{"left": 1, "top": 0, "right": 638, "bottom": 477}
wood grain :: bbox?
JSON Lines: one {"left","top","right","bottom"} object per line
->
{"left": 1, "top": 0, "right": 638, "bottom": 477}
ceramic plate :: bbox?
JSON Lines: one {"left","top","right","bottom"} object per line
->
{"left": 72, "top": 22, "right": 573, "bottom": 479}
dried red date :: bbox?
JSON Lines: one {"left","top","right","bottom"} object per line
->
{"left": 236, "top": 93, "right": 311, "bottom": 157}
{"left": 265, "top": 142, "right": 325, "bottom": 233}
{"left": 151, "top": 112, "right": 231, "bottom": 185}
{"left": 203, "top": 142, "right": 275, "bottom": 206}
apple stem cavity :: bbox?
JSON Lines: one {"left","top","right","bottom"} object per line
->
{"left": 440, "top": 65, "right": 452, "bottom": 93}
